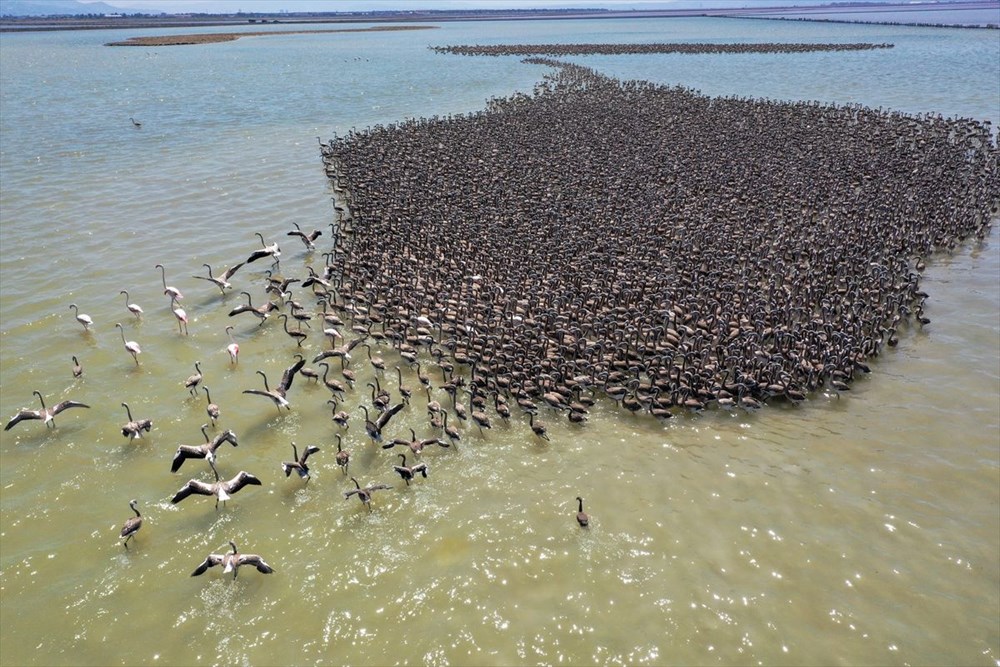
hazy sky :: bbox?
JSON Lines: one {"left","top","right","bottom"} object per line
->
{"left": 91, "top": 0, "right": 898, "bottom": 14}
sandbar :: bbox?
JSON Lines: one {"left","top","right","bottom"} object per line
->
{"left": 105, "top": 25, "right": 436, "bottom": 47}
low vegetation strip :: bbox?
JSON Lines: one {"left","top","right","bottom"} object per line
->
{"left": 106, "top": 25, "right": 436, "bottom": 46}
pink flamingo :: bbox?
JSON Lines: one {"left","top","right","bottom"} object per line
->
{"left": 225, "top": 325, "right": 239, "bottom": 364}
{"left": 170, "top": 296, "right": 189, "bottom": 335}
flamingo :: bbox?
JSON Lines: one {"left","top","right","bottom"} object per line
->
{"left": 171, "top": 460, "right": 261, "bottom": 509}
{"left": 225, "top": 325, "right": 240, "bottom": 364}
{"left": 343, "top": 477, "right": 392, "bottom": 512}
{"left": 120, "top": 402, "right": 153, "bottom": 441}
{"left": 287, "top": 222, "right": 322, "bottom": 250}
{"left": 170, "top": 296, "right": 188, "bottom": 335}
{"left": 4, "top": 390, "right": 90, "bottom": 430}
{"left": 193, "top": 262, "right": 244, "bottom": 293}
{"left": 575, "top": 496, "right": 589, "bottom": 527}
{"left": 120, "top": 500, "right": 143, "bottom": 548}
{"left": 334, "top": 434, "right": 350, "bottom": 474}
{"left": 242, "top": 356, "right": 305, "bottom": 411}
{"left": 190, "top": 541, "right": 273, "bottom": 579}
{"left": 170, "top": 426, "right": 238, "bottom": 473}
{"left": 69, "top": 303, "right": 93, "bottom": 331}
{"left": 115, "top": 322, "right": 141, "bottom": 366}
{"left": 246, "top": 232, "right": 280, "bottom": 265}
{"left": 203, "top": 386, "right": 220, "bottom": 425}
{"left": 183, "top": 362, "right": 203, "bottom": 395}
{"left": 392, "top": 453, "right": 429, "bottom": 486}
{"left": 155, "top": 263, "right": 183, "bottom": 300}
{"left": 119, "top": 290, "right": 143, "bottom": 318}
{"left": 280, "top": 442, "right": 321, "bottom": 483}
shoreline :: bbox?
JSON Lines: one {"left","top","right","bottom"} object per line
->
{"left": 2, "top": 2, "right": 997, "bottom": 33}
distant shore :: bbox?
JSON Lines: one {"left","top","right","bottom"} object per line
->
{"left": 3, "top": 2, "right": 997, "bottom": 33}
{"left": 105, "top": 25, "right": 435, "bottom": 47}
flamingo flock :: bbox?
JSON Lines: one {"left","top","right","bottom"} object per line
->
{"left": 5, "top": 56, "right": 995, "bottom": 581}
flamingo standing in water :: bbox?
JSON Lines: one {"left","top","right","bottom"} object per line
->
{"left": 115, "top": 323, "right": 141, "bottom": 366}
{"left": 155, "top": 263, "right": 183, "bottom": 300}
{"left": 170, "top": 296, "right": 189, "bottom": 335}
{"left": 225, "top": 325, "right": 239, "bottom": 365}
{"left": 69, "top": 303, "right": 93, "bottom": 331}
{"left": 119, "top": 290, "right": 143, "bottom": 319}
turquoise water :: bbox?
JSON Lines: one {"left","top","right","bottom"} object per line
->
{"left": 1, "top": 17, "right": 998, "bottom": 667}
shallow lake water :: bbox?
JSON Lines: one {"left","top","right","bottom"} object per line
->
{"left": 0, "top": 16, "right": 998, "bottom": 667}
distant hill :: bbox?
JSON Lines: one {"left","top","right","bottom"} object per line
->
{"left": 0, "top": 0, "right": 145, "bottom": 16}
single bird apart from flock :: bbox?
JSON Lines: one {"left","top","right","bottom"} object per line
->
{"left": 576, "top": 496, "right": 589, "bottom": 528}
{"left": 120, "top": 499, "right": 143, "bottom": 549}
{"left": 4, "top": 390, "right": 90, "bottom": 431}
{"left": 191, "top": 541, "right": 273, "bottom": 580}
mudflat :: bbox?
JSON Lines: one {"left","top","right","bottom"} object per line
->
{"left": 105, "top": 25, "right": 436, "bottom": 46}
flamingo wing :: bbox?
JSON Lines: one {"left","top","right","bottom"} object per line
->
{"left": 171, "top": 479, "right": 214, "bottom": 504}
{"left": 278, "top": 356, "right": 306, "bottom": 394}
{"left": 50, "top": 400, "right": 91, "bottom": 415}
{"left": 222, "top": 262, "right": 245, "bottom": 280}
{"left": 190, "top": 554, "right": 224, "bottom": 576}
{"left": 226, "top": 471, "right": 262, "bottom": 494}
{"left": 4, "top": 410, "right": 42, "bottom": 431}
{"left": 375, "top": 402, "right": 406, "bottom": 430}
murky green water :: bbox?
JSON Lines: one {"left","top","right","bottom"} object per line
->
{"left": 1, "top": 17, "right": 998, "bottom": 667}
